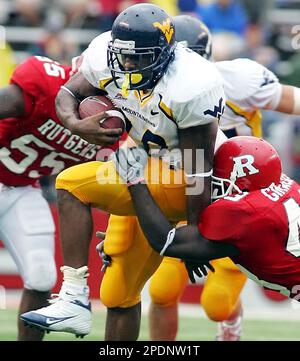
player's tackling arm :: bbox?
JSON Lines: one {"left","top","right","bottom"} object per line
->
{"left": 128, "top": 183, "right": 238, "bottom": 261}
{"left": 242, "top": 61, "right": 300, "bottom": 115}
{"left": 55, "top": 71, "right": 122, "bottom": 146}
{"left": 128, "top": 121, "right": 238, "bottom": 261}
{"left": 179, "top": 121, "right": 217, "bottom": 225}
{"left": 0, "top": 85, "right": 25, "bottom": 119}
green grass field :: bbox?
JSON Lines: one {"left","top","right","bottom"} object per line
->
{"left": 1, "top": 307, "right": 300, "bottom": 341}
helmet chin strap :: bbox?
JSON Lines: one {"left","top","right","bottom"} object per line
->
{"left": 227, "top": 166, "right": 243, "bottom": 195}
{"left": 212, "top": 165, "right": 243, "bottom": 200}
{"left": 121, "top": 74, "right": 130, "bottom": 97}
{"left": 121, "top": 73, "right": 143, "bottom": 97}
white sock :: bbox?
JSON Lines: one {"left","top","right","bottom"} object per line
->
{"left": 60, "top": 266, "right": 90, "bottom": 297}
{"left": 224, "top": 315, "right": 242, "bottom": 327}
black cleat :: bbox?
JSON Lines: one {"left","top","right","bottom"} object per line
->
{"left": 75, "top": 334, "right": 85, "bottom": 339}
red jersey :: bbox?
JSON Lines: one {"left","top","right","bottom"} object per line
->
{"left": 0, "top": 56, "right": 103, "bottom": 187}
{"left": 199, "top": 174, "right": 300, "bottom": 299}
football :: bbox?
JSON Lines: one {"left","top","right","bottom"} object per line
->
{"left": 78, "top": 95, "right": 126, "bottom": 134}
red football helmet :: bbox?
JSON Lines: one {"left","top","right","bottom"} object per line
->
{"left": 212, "top": 136, "right": 282, "bottom": 199}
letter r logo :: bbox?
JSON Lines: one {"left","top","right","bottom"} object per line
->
{"left": 233, "top": 155, "right": 259, "bottom": 177}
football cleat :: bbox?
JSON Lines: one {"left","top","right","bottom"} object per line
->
{"left": 20, "top": 292, "right": 92, "bottom": 337}
{"left": 216, "top": 311, "right": 243, "bottom": 341}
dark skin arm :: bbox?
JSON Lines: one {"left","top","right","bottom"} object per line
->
{"left": 168, "top": 121, "right": 219, "bottom": 257}
{"left": 128, "top": 183, "right": 239, "bottom": 263}
{"left": 0, "top": 84, "right": 26, "bottom": 119}
{"left": 55, "top": 71, "right": 123, "bottom": 146}
{"left": 179, "top": 121, "right": 217, "bottom": 225}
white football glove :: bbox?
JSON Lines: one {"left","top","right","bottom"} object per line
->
{"left": 113, "top": 146, "right": 148, "bottom": 186}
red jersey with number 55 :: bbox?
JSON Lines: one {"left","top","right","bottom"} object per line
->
{"left": 199, "top": 174, "right": 300, "bottom": 299}
{"left": 0, "top": 55, "right": 103, "bottom": 186}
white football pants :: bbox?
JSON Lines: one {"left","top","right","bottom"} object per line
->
{"left": 0, "top": 184, "right": 57, "bottom": 291}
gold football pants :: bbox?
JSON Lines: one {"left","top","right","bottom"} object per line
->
{"left": 56, "top": 159, "right": 187, "bottom": 308}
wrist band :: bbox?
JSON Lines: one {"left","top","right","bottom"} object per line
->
{"left": 104, "top": 110, "right": 126, "bottom": 126}
{"left": 60, "top": 86, "right": 78, "bottom": 101}
{"left": 127, "top": 177, "right": 145, "bottom": 187}
{"left": 160, "top": 228, "right": 176, "bottom": 256}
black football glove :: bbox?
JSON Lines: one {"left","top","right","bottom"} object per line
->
{"left": 184, "top": 260, "right": 215, "bottom": 283}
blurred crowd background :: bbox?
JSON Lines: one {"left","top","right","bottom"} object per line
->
{"left": 0, "top": 0, "right": 300, "bottom": 199}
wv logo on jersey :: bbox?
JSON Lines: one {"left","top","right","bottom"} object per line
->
{"left": 153, "top": 18, "right": 174, "bottom": 44}
{"left": 204, "top": 97, "right": 225, "bottom": 120}
{"left": 261, "top": 70, "right": 275, "bottom": 87}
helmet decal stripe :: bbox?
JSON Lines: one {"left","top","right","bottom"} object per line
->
{"left": 153, "top": 18, "right": 174, "bottom": 44}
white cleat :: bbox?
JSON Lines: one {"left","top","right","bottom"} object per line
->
{"left": 20, "top": 290, "right": 92, "bottom": 337}
{"left": 216, "top": 312, "right": 243, "bottom": 341}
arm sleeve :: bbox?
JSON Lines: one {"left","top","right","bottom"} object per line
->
{"left": 199, "top": 200, "right": 249, "bottom": 243}
{"left": 175, "top": 84, "right": 226, "bottom": 129}
{"left": 244, "top": 66, "right": 282, "bottom": 110}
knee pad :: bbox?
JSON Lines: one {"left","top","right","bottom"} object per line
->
{"left": 100, "top": 262, "right": 140, "bottom": 308}
{"left": 24, "top": 249, "right": 57, "bottom": 292}
{"left": 201, "top": 284, "right": 233, "bottom": 321}
{"left": 150, "top": 258, "right": 188, "bottom": 307}
{"left": 2, "top": 189, "right": 56, "bottom": 291}
{"left": 201, "top": 258, "right": 247, "bottom": 322}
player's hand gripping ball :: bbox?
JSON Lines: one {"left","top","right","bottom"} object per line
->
{"left": 79, "top": 95, "right": 126, "bottom": 134}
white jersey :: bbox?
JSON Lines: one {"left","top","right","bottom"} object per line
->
{"left": 216, "top": 58, "right": 282, "bottom": 137}
{"left": 81, "top": 32, "right": 226, "bottom": 163}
